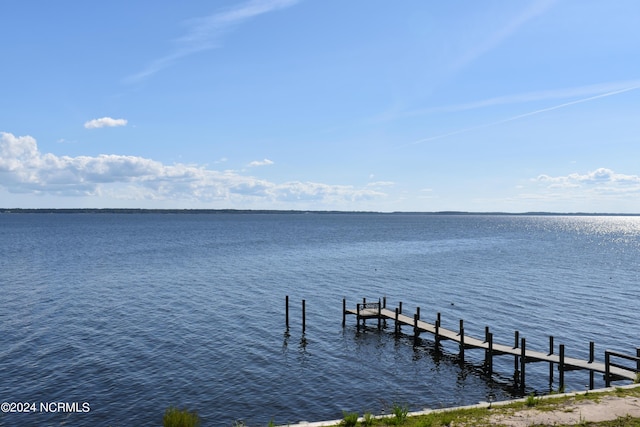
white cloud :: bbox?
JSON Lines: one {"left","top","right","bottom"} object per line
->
{"left": 535, "top": 168, "right": 640, "bottom": 188}
{"left": 0, "top": 132, "right": 384, "bottom": 205}
{"left": 525, "top": 168, "right": 640, "bottom": 210}
{"left": 479, "top": 167, "right": 640, "bottom": 213}
{"left": 248, "top": 158, "right": 274, "bottom": 167}
{"left": 84, "top": 117, "right": 128, "bottom": 129}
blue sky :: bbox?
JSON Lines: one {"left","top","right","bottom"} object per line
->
{"left": 2, "top": 0, "right": 640, "bottom": 212}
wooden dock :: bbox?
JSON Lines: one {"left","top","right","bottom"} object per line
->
{"left": 342, "top": 298, "right": 640, "bottom": 391}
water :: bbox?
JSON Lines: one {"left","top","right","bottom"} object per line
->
{"left": 0, "top": 213, "right": 639, "bottom": 426}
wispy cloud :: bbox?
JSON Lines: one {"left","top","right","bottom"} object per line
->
{"left": 126, "top": 0, "right": 300, "bottom": 82}
{"left": 411, "top": 81, "right": 640, "bottom": 145}
{"left": 409, "top": 79, "right": 640, "bottom": 117}
{"left": 367, "top": 181, "right": 395, "bottom": 188}
{"left": 84, "top": 117, "right": 128, "bottom": 129}
{"left": 0, "top": 132, "right": 383, "bottom": 205}
{"left": 451, "top": 0, "right": 556, "bottom": 72}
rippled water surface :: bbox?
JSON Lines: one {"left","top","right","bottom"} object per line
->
{"left": 1, "top": 213, "right": 639, "bottom": 426}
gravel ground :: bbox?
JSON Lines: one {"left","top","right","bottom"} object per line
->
{"left": 489, "top": 393, "right": 640, "bottom": 426}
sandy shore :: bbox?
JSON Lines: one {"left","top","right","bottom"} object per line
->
{"left": 283, "top": 384, "right": 640, "bottom": 427}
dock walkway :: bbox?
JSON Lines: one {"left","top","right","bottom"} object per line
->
{"left": 343, "top": 298, "right": 639, "bottom": 390}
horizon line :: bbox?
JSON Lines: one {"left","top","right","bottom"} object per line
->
{"left": 1, "top": 208, "right": 639, "bottom": 216}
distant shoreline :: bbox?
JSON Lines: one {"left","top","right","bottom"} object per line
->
{"left": 1, "top": 208, "right": 639, "bottom": 216}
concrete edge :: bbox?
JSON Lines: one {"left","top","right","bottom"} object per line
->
{"left": 279, "top": 383, "right": 640, "bottom": 427}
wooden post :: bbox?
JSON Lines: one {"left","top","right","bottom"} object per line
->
{"left": 559, "top": 344, "right": 565, "bottom": 392}
{"left": 435, "top": 312, "right": 441, "bottom": 347}
{"left": 514, "top": 330, "right": 520, "bottom": 375}
{"left": 362, "top": 298, "right": 366, "bottom": 327}
{"left": 549, "top": 336, "right": 554, "bottom": 387}
{"left": 381, "top": 297, "right": 387, "bottom": 328}
{"left": 356, "top": 303, "right": 361, "bottom": 331}
{"left": 414, "top": 307, "right": 421, "bottom": 342}
{"left": 606, "top": 350, "right": 613, "bottom": 387}
{"left": 589, "top": 341, "right": 595, "bottom": 390}
{"left": 394, "top": 307, "right": 399, "bottom": 335}
{"left": 286, "top": 295, "right": 290, "bottom": 330}
{"left": 459, "top": 319, "right": 465, "bottom": 363}
{"left": 520, "top": 338, "right": 526, "bottom": 391}
{"left": 486, "top": 332, "right": 493, "bottom": 376}
{"left": 399, "top": 301, "right": 403, "bottom": 314}
{"left": 302, "top": 299, "right": 306, "bottom": 333}
{"left": 377, "top": 298, "right": 382, "bottom": 330}
{"left": 484, "top": 326, "right": 491, "bottom": 373}
{"left": 636, "top": 348, "right": 640, "bottom": 373}
{"left": 342, "top": 298, "right": 346, "bottom": 327}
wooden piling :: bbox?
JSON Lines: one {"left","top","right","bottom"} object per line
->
{"left": 286, "top": 295, "right": 290, "bottom": 330}
{"left": 559, "top": 344, "right": 565, "bottom": 391}
{"left": 435, "top": 312, "right": 441, "bottom": 347}
{"left": 589, "top": 341, "right": 595, "bottom": 390}
{"left": 302, "top": 299, "right": 306, "bottom": 333}
{"left": 377, "top": 298, "right": 382, "bottom": 330}
{"left": 342, "top": 298, "right": 346, "bottom": 327}
{"left": 394, "top": 307, "right": 400, "bottom": 335}
{"left": 605, "top": 351, "right": 611, "bottom": 387}
{"left": 514, "top": 330, "right": 520, "bottom": 374}
{"left": 486, "top": 332, "right": 493, "bottom": 376}
{"left": 382, "top": 297, "right": 387, "bottom": 328}
{"left": 520, "top": 338, "right": 526, "bottom": 390}
{"left": 549, "top": 336, "right": 554, "bottom": 387}
{"left": 362, "top": 298, "right": 366, "bottom": 327}
{"left": 484, "top": 326, "right": 490, "bottom": 372}
{"left": 459, "top": 319, "right": 465, "bottom": 363}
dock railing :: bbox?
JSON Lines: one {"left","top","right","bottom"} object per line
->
{"left": 356, "top": 300, "right": 382, "bottom": 329}
{"left": 605, "top": 349, "right": 640, "bottom": 387}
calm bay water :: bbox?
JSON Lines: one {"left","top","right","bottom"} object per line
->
{"left": 1, "top": 213, "right": 639, "bottom": 426}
